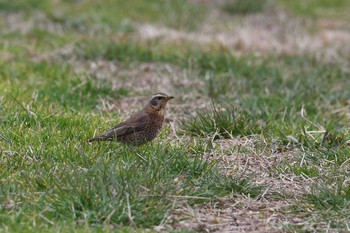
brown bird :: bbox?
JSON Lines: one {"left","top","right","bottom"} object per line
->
{"left": 88, "top": 93, "right": 174, "bottom": 146}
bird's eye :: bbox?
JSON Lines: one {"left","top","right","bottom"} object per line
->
{"left": 157, "top": 97, "right": 162, "bottom": 100}
{"left": 151, "top": 98, "right": 158, "bottom": 106}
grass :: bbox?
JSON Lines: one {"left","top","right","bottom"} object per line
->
{"left": 0, "top": 0, "right": 350, "bottom": 231}
{"left": 278, "top": 0, "right": 350, "bottom": 20}
{"left": 0, "top": 96, "right": 261, "bottom": 230}
{"left": 1, "top": 102, "right": 261, "bottom": 229}
{"left": 222, "top": 0, "right": 268, "bottom": 15}
{"left": 181, "top": 104, "right": 264, "bottom": 139}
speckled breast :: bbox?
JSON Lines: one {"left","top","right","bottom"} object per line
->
{"left": 122, "top": 114, "right": 164, "bottom": 146}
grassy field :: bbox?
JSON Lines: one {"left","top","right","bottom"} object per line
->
{"left": 0, "top": 0, "right": 349, "bottom": 232}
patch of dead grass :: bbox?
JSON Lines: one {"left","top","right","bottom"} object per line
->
{"left": 134, "top": 8, "right": 350, "bottom": 67}
{"left": 1, "top": 12, "right": 63, "bottom": 35}
{"left": 161, "top": 197, "right": 305, "bottom": 232}
{"left": 157, "top": 134, "right": 322, "bottom": 232}
{"left": 71, "top": 60, "right": 210, "bottom": 119}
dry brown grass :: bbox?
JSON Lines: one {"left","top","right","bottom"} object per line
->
{"left": 155, "top": 137, "right": 333, "bottom": 232}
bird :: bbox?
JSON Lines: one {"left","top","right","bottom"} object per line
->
{"left": 88, "top": 92, "right": 174, "bottom": 146}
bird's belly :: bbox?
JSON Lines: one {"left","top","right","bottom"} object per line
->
{"left": 122, "top": 122, "right": 163, "bottom": 146}
{"left": 143, "top": 122, "right": 162, "bottom": 141}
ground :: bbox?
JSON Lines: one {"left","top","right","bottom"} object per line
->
{"left": 0, "top": 0, "right": 349, "bottom": 232}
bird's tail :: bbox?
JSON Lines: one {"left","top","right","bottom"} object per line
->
{"left": 88, "top": 137, "right": 102, "bottom": 143}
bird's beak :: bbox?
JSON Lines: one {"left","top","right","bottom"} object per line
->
{"left": 167, "top": 96, "right": 174, "bottom": 100}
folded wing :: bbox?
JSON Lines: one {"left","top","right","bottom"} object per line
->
{"left": 88, "top": 112, "right": 150, "bottom": 142}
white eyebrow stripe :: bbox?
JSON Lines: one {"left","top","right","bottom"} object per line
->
{"left": 152, "top": 93, "right": 168, "bottom": 98}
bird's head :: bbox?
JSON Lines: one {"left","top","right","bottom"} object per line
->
{"left": 146, "top": 92, "right": 174, "bottom": 112}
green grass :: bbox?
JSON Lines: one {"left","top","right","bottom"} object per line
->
{"left": 181, "top": 55, "right": 349, "bottom": 151}
{"left": 181, "top": 104, "right": 264, "bottom": 139}
{"left": 0, "top": 97, "right": 261, "bottom": 230}
{"left": 308, "top": 184, "right": 350, "bottom": 211}
{"left": 0, "top": 0, "right": 205, "bottom": 31}
{"left": 0, "top": 61, "right": 117, "bottom": 111}
{"left": 1, "top": 0, "right": 350, "bottom": 231}
{"left": 222, "top": 0, "right": 268, "bottom": 15}
{"left": 0, "top": 112, "right": 257, "bottom": 227}
{"left": 278, "top": 0, "right": 350, "bottom": 20}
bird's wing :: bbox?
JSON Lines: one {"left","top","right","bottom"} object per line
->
{"left": 98, "top": 112, "right": 150, "bottom": 140}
